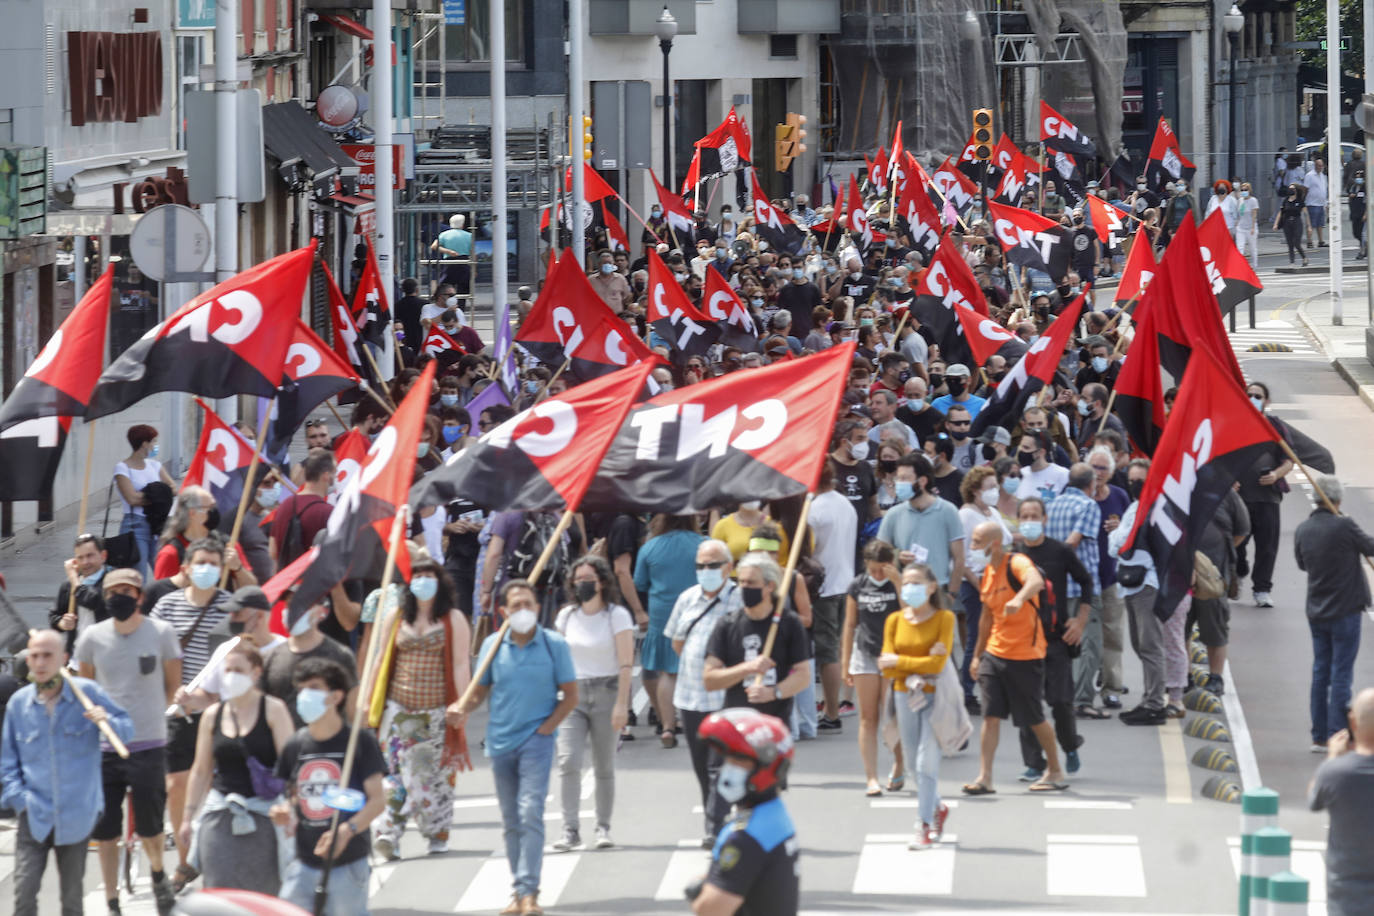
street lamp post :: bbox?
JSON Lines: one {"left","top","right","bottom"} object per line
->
{"left": 1224, "top": 4, "right": 1244, "bottom": 330}
{"left": 656, "top": 7, "right": 678, "bottom": 189}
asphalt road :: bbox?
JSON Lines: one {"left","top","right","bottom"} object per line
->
{"left": 8, "top": 273, "right": 1373, "bottom": 915}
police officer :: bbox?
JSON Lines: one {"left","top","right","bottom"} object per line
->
{"left": 686, "top": 708, "right": 799, "bottom": 916}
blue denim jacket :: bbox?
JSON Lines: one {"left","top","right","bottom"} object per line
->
{"left": 0, "top": 678, "right": 134, "bottom": 845}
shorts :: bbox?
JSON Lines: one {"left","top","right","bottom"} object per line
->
{"left": 978, "top": 653, "right": 1046, "bottom": 727}
{"left": 92, "top": 747, "right": 167, "bottom": 840}
{"left": 1192, "top": 597, "right": 1230, "bottom": 648}
{"left": 165, "top": 712, "right": 202, "bottom": 774}
{"left": 812, "top": 595, "right": 843, "bottom": 666}
{"left": 848, "top": 647, "right": 880, "bottom": 677}
{"left": 1307, "top": 205, "right": 1326, "bottom": 228}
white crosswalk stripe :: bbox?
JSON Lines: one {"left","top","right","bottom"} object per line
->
{"left": 1227, "top": 319, "right": 1317, "bottom": 355}
{"left": 851, "top": 832, "right": 958, "bottom": 896}
{"left": 454, "top": 852, "right": 580, "bottom": 912}
{"left": 1046, "top": 834, "right": 1147, "bottom": 897}
{"left": 1227, "top": 836, "right": 1328, "bottom": 908}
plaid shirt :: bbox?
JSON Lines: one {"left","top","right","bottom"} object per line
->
{"left": 1045, "top": 487, "right": 1102, "bottom": 597}
{"left": 664, "top": 581, "right": 737, "bottom": 713}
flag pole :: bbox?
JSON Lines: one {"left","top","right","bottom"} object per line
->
{"left": 360, "top": 346, "right": 398, "bottom": 410}
{"left": 64, "top": 419, "right": 99, "bottom": 625}
{"left": 1276, "top": 440, "right": 1374, "bottom": 577}
{"left": 1038, "top": 143, "right": 1047, "bottom": 213}
{"left": 325, "top": 401, "right": 348, "bottom": 429}
{"left": 458, "top": 507, "right": 575, "bottom": 703}
{"left": 926, "top": 179, "right": 971, "bottom": 234}
{"left": 752, "top": 491, "right": 814, "bottom": 688}
{"left": 58, "top": 666, "right": 129, "bottom": 758}
{"left": 312, "top": 504, "right": 408, "bottom": 916}
{"left": 613, "top": 189, "right": 665, "bottom": 247}
{"left": 218, "top": 406, "right": 275, "bottom": 590}
{"left": 534, "top": 357, "right": 572, "bottom": 403}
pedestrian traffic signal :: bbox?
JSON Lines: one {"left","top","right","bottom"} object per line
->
{"left": 972, "top": 108, "right": 994, "bottom": 161}
{"left": 775, "top": 112, "right": 807, "bottom": 173}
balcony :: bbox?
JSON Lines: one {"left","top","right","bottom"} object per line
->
{"left": 589, "top": 0, "right": 696, "bottom": 36}
{"left": 739, "top": 0, "right": 838, "bottom": 34}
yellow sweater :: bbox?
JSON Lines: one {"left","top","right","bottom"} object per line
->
{"left": 880, "top": 609, "right": 956, "bottom": 692}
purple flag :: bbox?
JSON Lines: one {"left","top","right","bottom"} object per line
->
{"left": 464, "top": 377, "right": 510, "bottom": 424}
{"left": 493, "top": 302, "right": 519, "bottom": 398}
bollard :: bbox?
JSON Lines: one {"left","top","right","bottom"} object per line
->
{"left": 1238, "top": 788, "right": 1280, "bottom": 916}
{"left": 1264, "top": 870, "right": 1308, "bottom": 916}
{"left": 1247, "top": 827, "right": 1291, "bottom": 913}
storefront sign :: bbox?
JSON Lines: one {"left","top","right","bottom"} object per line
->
{"left": 112, "top": 168, "right": 193, "bottom": 214}
{"left": 67, "top": 31, "right": 164, "bottom": 127}
{"left": 340, "top": 144, "right": 405, "bottom": 191}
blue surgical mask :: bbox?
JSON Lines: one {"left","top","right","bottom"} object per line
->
{"left": 1002, "top": 478, "right": 1020, "bottom": 495}
{"left": 600, "top": 263, "right": 615, "bottom": 274}
{"left": 792, "top": 268, "right": 805, "bottom": 280}
{"left": 895, "top": 480, "right": 915, "bottom": 502}
{"left": 442, "top": 425, "right": 463, "bottom": 445}
{"left": 523, "top": 380, "right": 540, "bottom": 394}
{"left": 257, "top": 484, "right": 281, "bottom": 509}
{"left": 696, "top": 567, "right": 725, "bottom": 593}
{"left": 1020, "top": 521, "right": 1044, "bottom": 541}
{"left": 189, "top": 563, "right": 219, "bottom": 590}
{"left": 150, "top": 443, "right": 160, "bottom": 458}
{"left": 409, "top": 576, "right": 438, "bottom": 601}
{"left": 859, "top": 318, "right": 875, "bottom": 328}
{"left": 417, "top": 442, "right": 431, "bottom": 458}
{"left": 295, "top": 687, "right": 330, "bottom": 725}
{"left": 1091, "top": 356, "right": 1109, "bottom": 374}
{"left": 440, "top": 393, "right": 460, "bottom": 407}
{"left": 750, "top": 297, "right": 764, "bottom": 308}
{"left": 901, "top": 583, "right": 928, "bottom": 608}
{"left": 1077, "top": 399, "right": 1092, "bottom": 417}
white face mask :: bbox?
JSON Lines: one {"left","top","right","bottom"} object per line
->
{"left": 980, "top": 487, "right": 1000, "bottom": 508}
{"left": 849, "top": 440, "right": 870, "bottom": 461}
{"left": 508, "top": 609, "right": 538, "bottom": 634}
{"left": 717, "top": 762, "right": 752, "bottom": 803}
{"left": 220, "top": 671, "right": 255, "bottom": 701}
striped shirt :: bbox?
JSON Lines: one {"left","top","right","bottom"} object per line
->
{"left": 665, "top": 581, "right": 737, "bottom": 713}
{"left": 151, "top": 588, "right": 231, "bottom": 684}
{"left": 1045, "top": 488, "right": 1101, "bottom": 598}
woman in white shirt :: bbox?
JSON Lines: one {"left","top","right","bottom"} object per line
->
{"left": 112, "top": 423, "right": 176, "bottom": 581}
{"left": 956, "top": 466, "right": 1013, "bottom": 711}
{"left": 552, "top": 555, "right": 635, "bottom": 852}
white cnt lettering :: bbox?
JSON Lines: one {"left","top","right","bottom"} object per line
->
{"left": 1148, "top": 418, "right": 1213, "bottom": 545}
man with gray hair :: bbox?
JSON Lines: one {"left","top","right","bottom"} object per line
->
{"left": 665, "top": 539, "right": 739, "bottom": 847}
{"left": 1295, "top": 473, "right": 1374, "bottom": 751}
{"left": 867, "top": 389, "right": 918, "bottom": 450}
{"left": 431, "top": 213, "right": 473, "bottom": 292}
{"left": 1308, "top": 686, "right": 1374, "bottom": 915}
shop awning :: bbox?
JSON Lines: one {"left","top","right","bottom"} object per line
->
{"left": 261, "top": 101, "right": 357, "bottom": 180}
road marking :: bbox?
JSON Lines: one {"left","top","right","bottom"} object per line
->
{"left": 1158, "top": 718, "right": 1193, "bottom": 804}
{"left": 1221, "top": 659, "right": 1262, "bottom": 791}
{"left": 85, "top": 888, "right": 156, "bottom": 915}
{"left": 1042, "top": 799, "right": 1134, "bottom": 810}
{"left": 654, "top": 839, "right": 710, "bottom": 900}
{"left": 0, "top": 824, "right": 14, "bottom": 887}
{"left": 1046, "top": 834, "right": 1146, "bottom": 897}
{"left": 852, "top": 833, "right": 958, "bottom": 896}
{"left": 370, "top": 862, "right": 396, "bottom": 895}
{"left": 543, "top": 807, "right": 595, "bottom": 821}
{"left": 869, "top": 798, "right": 960, "bottom": 809}
{"left": 454, "top": 853, "right": 580, "bottom": 912}
{"left": 453, "top": 796, "right": 499, "bottom": 809}
{"left": 1227, "top": 838, "right": 1327, "bottom": 904}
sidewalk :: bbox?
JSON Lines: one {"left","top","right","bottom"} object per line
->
{"left": 1296, "top": 291, "right": 1374, "bottom": 413}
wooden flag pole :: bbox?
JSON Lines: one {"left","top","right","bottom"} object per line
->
{"left": 59, "top": 667, "right": 129, "bottom": 758}
{"left": 360, "top": 345, "right": 398, "bottom": 411}
{"left": 926, "top": 179, "right": 971, "bottom": 233}
{"left": 325, "top": 401, "right": 348, "bottom": 429}
{"left": 361, "top": 383, "right": 397, "bottom": 416}
{"left": 613, "top": 189, "right": 665, "bottom": 247}
{"left": 534, "top": 357, "right": 572, "bottom": 403}
{"left": 64, "top": 420, "right": 99, "bottom": 624}
{"left": 458, "top": 508, "right": 575, "bottom": 704}
{"left": 1277, "top": 440, "right": 1374, "bottom": 577}
{"left": 218, "top": 407, "right": 275, "bottom": 590}
{"left": 752, "top": 491, "right": 815, "bottom": 688}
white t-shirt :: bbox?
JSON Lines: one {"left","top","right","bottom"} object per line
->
{"left": 1304, "top": 169, "right": 1328, "bottom": 208}
{"left": 113, "top": 459, "right": 164, "bottom": 516}
{"left": 957, "top": 505, "right": 1012, "bottom": 574}
{"left": 419, "top": 303, "right": 446, "bottom": 325}
{"left": 809, "top": 490, "right": 858, "bottom": 597}
{"left": 1017, "top": 463, "right": 1070, "bottom": 503}
{"left": 555, "top": 603, "right": 635, "bottom": 679}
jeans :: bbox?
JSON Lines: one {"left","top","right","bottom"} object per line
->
{"left": 120, "top": 512, "right": 155, "bottom": 584}
{"left": 491, "top": 730, "right": 556, "bottom": 898}
{"left": 1309, "top": 614, "right": 1363, "bottom": 744}
{"left": 1123, "top": 586, "right": 1167, "bottom": 710}
{"left": 556, "top": 678, "right": 618, "bottom": 833}
{"left": 1099, "top": 584, "right": 1127, "bottom": 693}
{"left": 790, "top": 679, "right": 817, "bottom": 739}
{"left": 679, "top": 708, "right": 730, "bottom": 838}
{"left": 13, "top": 812, "right": 86, "bottom": 916}
{"left": 893, "top": 694, "right": 941, "bottom": 826}
{"left": 278, "top": 855, "right": 372, "bottom": 916}
{"left": 1071, "top": 595, "right": 1104, "bottom": 707}
{"left": 1240, "top": 501, "right": 1281, "bottom": 593}
{"left": 958, "top": 581, "right": 983, "bottom": 702}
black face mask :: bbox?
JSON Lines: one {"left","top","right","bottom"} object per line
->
{"left": 928, "top": 373, "right": 944, "bottom": 390}
{"left": 574, "top": 581, "right": 598, "bottom": 604}
{"left": 228, "top": 619, "right": 247, "bottom": 635}
{"left": 107, "top": 592, "right": 138, "bottom": 622}
{"left": 946, "top": 378, "right": 967, "bottom": 396}
{"left": 982, "top": 444, "right": 999, "bottom": 461}
{"left": 878, "top": 459, "right": 898, "bottom": 474}
{"left": 1128, "top": 480, "right": 1145, "bottom": 501}
{"left": 205, "top": 507, "right": 222, "bottom": 532}
{"left": 742, "top": 586, "right": 766, "bottom": 608}
{"left": 1017, "top": 450, "right": 1037, "bottom": 468}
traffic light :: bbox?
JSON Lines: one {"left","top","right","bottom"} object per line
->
{"left": 582, "top": 115, "right": 593, "bottom": 162}
{"left": 972, "top": 108, "right": 994, "bottom": 161}
{"left": 570, "top": 114, "right": 593, "bottom": 162}
{"left": 775, "top": 112, "right": 807, "bottom": 173}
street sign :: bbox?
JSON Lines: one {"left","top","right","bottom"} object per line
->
{"left": 129, "top": 204, "right": 213, "bottom": 282}
{"left": 443, "top": 0, "right": 465, "bottom": 25}
{"left": 341, "top": 144, "right": 406, "bottom": 192}
{"left": 184, "top": 89, "right": 267, "bottom": 205}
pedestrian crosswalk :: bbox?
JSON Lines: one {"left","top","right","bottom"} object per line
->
{"left": 1227, "top": 320, "right": 1319, "bottom": 356}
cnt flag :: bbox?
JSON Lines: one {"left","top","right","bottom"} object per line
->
{"left": 749, "top": 170, "right": 807, "bottom": 256}
{"left": 1144, "top": 117, "right": 1196, "bottom": 192}
{"left": 970, "top": 295, "right": 1086, "bottom": 438}
{"left": 1114, "top": 227, "right": 1157, "bottom": 311}
{"left": 701, "top": 268, "right": 760, "bottom": 351}
{"left": 1197, "top": 208, "right": 1263, "bottom": 316}
{"left": 1039, "top": 101, "right": 1097, "bottom": 160}
{"left": 1112, "top": 303, "right": 1168, "bottom": 456}
{"left": 266, "top": 321, "right": 360, "bottom": 460}
{"left": 911, "top": 233, "right": 991, "bottom": 368}
{"left": 422, "top": 324, "right": 466, "bottom": 359}
{"left": 929, "top": 157, "right": 979, "bottom": 220}
{"left": 645, "top": 250, "right": 719, "bottom": 361}
{"left": 579, "top": 344, "right": 856, "bottom": 514}
{"left": 1085, "top": 193, "right": 1130, "bottom": 250}
{"left": 651, "top": 170, "right": 696, "bottom": 242}
{"left": 351, "top": 238, "right": 392, "bottom": 349}
{"left": 986, "top": 200, "right": 1072, "bottom": 280}
{"left": 846, "top": 174, "right": 886, "bottom": 252}
{"left": 182, "top": 399, "right": 262, "bottom": 518}
{"left": 1120, "top": 347, "right": 1282, "bottom": 620}
{"left": 896, "top": 160, "right": 943, "bottom": 257}
{"left": 867, "top": 147, "right": 889, "bottom": 194}
{"left": 693, "top": 106, "right": 752, "bottom": 182}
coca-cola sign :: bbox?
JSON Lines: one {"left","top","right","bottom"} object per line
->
{"left": 341, "top": 144, "right": 404, "bottom": 191}
{"left": 316, "top": 85, "right": 360, "bottom": 128}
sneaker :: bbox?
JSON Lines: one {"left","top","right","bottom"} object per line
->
{"left": 817, "top": 716, "right": 843, "bottom": 732}
{"left": 1311, "top": 742, "right": 1328, "bottom": 754}
{"left": 1254, "top": 591, "right": 1274, "bottom": 608}
{"left": 1066, "top": 750, "right": 1081, "bottom": 773}
{"left": 1119, "top": 705, "right": 1167, "bottom": 726}
{"left": 1018, "top": 766, "right": 1044, "bottom": 782}
{"left": 500, "top": 896, "right": 523, "bottom": 916}
{"left": 427, "top": 837, "right": 449, "bottom": 855}
{"left": 551, "top": 829, "right": 583, "bottom": 852}
{"left": 964, "top": 696, "right": 983, "bottom": 716}
{"left": 908, "top": 826, "right": 936, "bottom": 851}
{"left": 107, "top": 901, "right": 121, "bottom": 916}
{"left": 931, "top": 803, "right": 950, "bottom": 841}
{"left": 594, "top": 826, "right": 615, "bottom": 849}
{"left": 838, "top": 699, "right": 857, "bottom": 717}
{"left": 1165, "top": 703, "right": 1186, "bottom": 719}
{"left": 1203, "top": 673, "right": 1225, "bottom": 696}
{"left": 152, "top": 876, "right": 177, "bottom": 916}
{"left": 1102, "top": 693, "right": 1123, "bottom": 709}
{"left": 374, "top": 836, "right": 399, "bottom": 862}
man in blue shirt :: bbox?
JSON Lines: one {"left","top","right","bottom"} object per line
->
{"left": 452, "top": 580, "right": 578, "bottom": 916}
{"left": 930, "top": 363, "right": 988, "bottom": 420}
{"left": 1045, "top": 464, "right": 1106, "bottom": 720}
{"left": 1, "top": 629, "right": 134, "bottom": 916}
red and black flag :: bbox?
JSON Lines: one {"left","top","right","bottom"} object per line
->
{"left": 749, "top": 170, "right": 806, "bottom": 256}
{"left": 1115, "top": 227, "right": 1157, "bottom": 311}
{"left": 993, "top": 144, "right": 1043, "bottom": 205}
{"left": 0, "top": 266, "right": 113, "bottom": 430}
{"left": 895, "top": 161, "right": 942, "bottom": 256}
{"left": 866, "top": 148, "right": 889, "bottom": 195}
{"left": 182, "top": 399, "right": 260, "bottom": 518}
{"left": 845, "top": 174, "right": 886, "bottom": 252}
{"left": 1085, "top": 193, "right": 1129, "bottom": 250}
{"left": 1145, "top": 217, "right": 1244, "bottom": 386}
{"left": 0, "top": 416, "right": 72, "bottom": 502}
{"left": 1112, "top": 304, "right": 1168, "bottom": 456}
{"left": 411, "top": 360, "right": 654, "bottom": 513}
{"left": 1047, "top": 148, "right": 1089, "bottom": 205}
{"left": 929, "top": 157, "right": 979, "bottom": 220}
{"left": 578, "top": 344, "right": 855, "bottom": 514}
{"left": 1144, "top": 116, "right": 1195, "bottom": 192}
{"left": 702, "top": 269, "right": 760, "bottom": 351}
{"left": 422, "top": 325, "right": 465, "bottom": 359}
{"left": 970, "top": 295, "right": 1085, "bottom": 438}
{"left": 330, "top": 428, "right": 371, "bottom": 498}
{"left": 651, "top": 171, "right": 695, "bottom": 242}
{"left": 911, "top": 235, "right": 989, "bottom": 369}
{"left": 1039, "top": 101, "right": 1097, "bottom": 161}
{"left": 1198, "top": 208, "right": 1263, "bottom": 316}
{"left": 957, "top": 129, "right": 989, "bottom": 182}
{"left": 953, "top": 301, "right": 1024, "bottom": 368}
{"left": 267, "top": 321, "right": 360, "bottom": 459}
{"left": 351, "top": 238, "right": 391, "bottom": 349}
{"left": 646, "top": 250, "right": 718, "bottom": 360}
{"left": 285, "top": 363, "right": 435, "bottom": 628}
{"left": 87, "top": 245, "right": 317, "bottom": 419}
{"left": 987, "top": 200, "right": 1072, "bottom": 280}
{"left": 693, "top": 106, "right": 752, "bottom": 182}
{"left": 1121, "top": 347, "right": 1283, "bottom": 619}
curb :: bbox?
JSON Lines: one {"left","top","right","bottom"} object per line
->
{"left": 1296, "top": 305, "right": 1374, "bottom": 415}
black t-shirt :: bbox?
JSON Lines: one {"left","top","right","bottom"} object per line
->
{"left": 706, "top": 609, "right": 811, "bottom": 721}
{"left": 842, "top": 274, "right": 877, "bottom": 303}
{"left": 896, "top": 402, "right": 944, "bottom": 446}
{"left": 846, "top": 574, "right": 900, "bottom": 657}
{"left": 931, "top": 468, "right": 964, "bottom": 506}
{"left": 395, "top": 294, "right": 428, "bottom": 345}
{"left": 275, "top": 724, "right": 387, "bottom": 868}
{"left": 776, "top": 282, "right": 821, "bottom": 337}
{"left": 708, "top": 797, "right": 799, "bottom": 916}
{"left": 444, "top": 497, "right": 485, "bottom": 566}
{"left": 1021, "top": 538, "right": 1093, "bottom": 640}
{"left": 262, "top": 639, "right": 359, "bottom": 728}
{"left": 833, "top": 459, "right": 877, "bottom": 533}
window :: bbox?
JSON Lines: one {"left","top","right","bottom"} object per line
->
{"left": 769, "top": 34, "right": 797, "bottom": 60}
{"left": 417, "top": 0, "right": 525, "bottom": 66}
{"left": 177, "top": 36, "right": 204, "bottom": 150}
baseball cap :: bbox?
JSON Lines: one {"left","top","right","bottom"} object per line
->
{"left": 976, "top": 427, "right": 1012, "bottom": 447}
{"left": 945, "top": 363, "right": 972, "bottom": 378}
{"left": 102, "top": 568, "right": 143, "bottom": 594}
{"left": 223, "top": 586, "right": 271, "bottom": 615}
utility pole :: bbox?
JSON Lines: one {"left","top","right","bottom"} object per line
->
{"left": 1328, "top": 0, "right": 1343, "bottom": 324}
{"left": 491, "top": 0, "right": 507, "bottom": 327}
{"left": 569, "top": 0, "right": 585, "bottom": 267}
{"left": 214, "top": 0, "right": 237, "bottom": 285}
{"left": 1365, "top": 0, "right": 1373, "bottom": 321}
{"left": 373, "top": 0, "right": 396, "bottom": 373}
